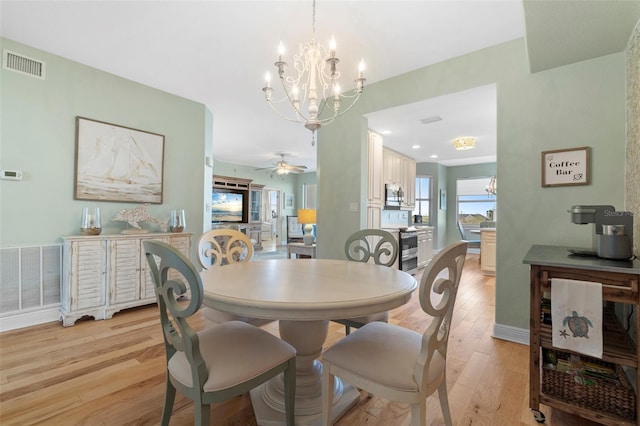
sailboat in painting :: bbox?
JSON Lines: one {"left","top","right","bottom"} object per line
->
{"left": 75, "top": 118, "right": 164, "bottom": 203}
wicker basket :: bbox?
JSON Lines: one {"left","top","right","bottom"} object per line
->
{"left": 541, "top": 350, "right": 636, "bottom": 420}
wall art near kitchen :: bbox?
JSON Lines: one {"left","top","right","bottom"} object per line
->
{"left": 439, "top": 189, "right": 447, "bottom": 210}
{"left": 541, "top": 146, "right": 590, "bottom": 187}
{"left": 74, "top": 117, "right": 165, "bottom": 203}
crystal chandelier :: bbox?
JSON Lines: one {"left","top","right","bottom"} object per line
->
{"left": 262, "top": 0, "right": 366, "bottom": 146}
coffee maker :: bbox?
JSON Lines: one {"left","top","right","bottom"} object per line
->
{"left": 569, "top": 205, "right": 634, "bottom": 260}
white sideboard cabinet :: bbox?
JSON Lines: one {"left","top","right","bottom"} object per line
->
{"left": 61, "top": 233, "right": 192, "bottom": 326}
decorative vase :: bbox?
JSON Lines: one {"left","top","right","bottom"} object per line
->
{"left": 169, "top": 209, "right": 185, "bottom": 233}
{"left": 80, "top": 207, "right": 102, "bottom": 235}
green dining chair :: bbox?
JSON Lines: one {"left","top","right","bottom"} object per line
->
{"left": 143, "top": 240, "right": 296, "bottom": 426}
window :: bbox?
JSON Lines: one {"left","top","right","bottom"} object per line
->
{"left": 456, "top": 177, "right": 496, "bottom": 224}
{"left": 413, "top": 176, "right": 432, "bottom": 223}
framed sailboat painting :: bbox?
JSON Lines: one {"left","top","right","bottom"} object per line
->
{"left": 74, "top": 117, "right": 165, "bottom": 203}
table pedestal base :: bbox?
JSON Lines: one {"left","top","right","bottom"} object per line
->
{"left": 249, "top": 319, "right": 360, "bottom": 425}
{"left": 250, "top": 380, "right": 360, "bottom": 426}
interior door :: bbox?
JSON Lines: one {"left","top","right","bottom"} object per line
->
{"left": 264, "top": 189, "right": 281, "bottom": 246}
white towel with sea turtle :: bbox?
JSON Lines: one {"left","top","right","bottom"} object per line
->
{"left": 551, "top": 278, "right": 602, "bottom": 358}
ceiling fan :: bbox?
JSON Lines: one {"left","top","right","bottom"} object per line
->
{"left": 256, "top": 154, "right": 307, "bottom": 176}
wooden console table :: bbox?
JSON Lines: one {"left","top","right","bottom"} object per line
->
{"left": 287, "top": 242, "right": 316, "bottom": 259}
{"left": 523, "top": 245, "right": 640, "bottom": 425}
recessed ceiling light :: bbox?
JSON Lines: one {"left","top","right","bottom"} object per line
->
{"left": 430, "top": 154, "right": 438, "bottom": 159}
{"left": 412, "top": 145, "right": 420, "bottom": 149}
{"left": 380, "top": 130, "right": 392, "bottom": 135}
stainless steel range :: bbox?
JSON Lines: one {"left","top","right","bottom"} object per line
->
{"left": 398, "top": 229, "right": 418, "bottom": 274}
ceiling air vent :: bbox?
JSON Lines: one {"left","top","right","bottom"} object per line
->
{"left": 419, "top": 116, "right": 442, "bottom": 125}
{"left": 3, "top": 50, "right": 46, "bottom": 79}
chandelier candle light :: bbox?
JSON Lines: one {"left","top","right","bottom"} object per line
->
{"left": 262, "top": 0, "right": 366, "bottom": 146}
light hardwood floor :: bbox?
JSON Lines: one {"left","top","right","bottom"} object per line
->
{"left": 0, "top": 254, "right": 600, "bottom": 425}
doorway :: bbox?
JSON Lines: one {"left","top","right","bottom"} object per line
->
{"left": 262, "top": 188, "right": 281, "bottom": 252}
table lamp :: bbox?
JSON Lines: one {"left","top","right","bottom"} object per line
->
{"left": 297, "top": 208, "right": 316, "bottom": 246}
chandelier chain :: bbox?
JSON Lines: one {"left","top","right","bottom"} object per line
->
{"left": 312, "top": 0, "right": 316, "bottom": 41}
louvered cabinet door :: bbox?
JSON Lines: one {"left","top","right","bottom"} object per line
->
{"left": 108, "top": 238, "right": 141, "bottom": 306}
{"left": 61, "top": 237, "right": 107, "bottom": 326}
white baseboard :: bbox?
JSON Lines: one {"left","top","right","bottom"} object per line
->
{"left": 0, "top": 306, "right": 60, "bottom": 332}
{"left": 492, "top": 322, "right": 529, "bottom": 345}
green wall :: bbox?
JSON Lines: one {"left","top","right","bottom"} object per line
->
{"left": 318, "top": 39, "right": 626, "bottom": 332}
{"left": 0, "top": 38, "right": 211, "bottom": 261}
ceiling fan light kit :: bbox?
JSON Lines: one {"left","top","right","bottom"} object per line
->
{"left": 262, "top": 0, "right": 366, "bottom": 146}
{"left": 256, "top": 154, "right": 308, "bottom": 177}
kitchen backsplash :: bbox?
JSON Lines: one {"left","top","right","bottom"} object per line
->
{"left": 380, "top": 210, "right": 410, "bottom": 228}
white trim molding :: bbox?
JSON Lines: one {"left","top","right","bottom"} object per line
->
{"left": 492, "top": 322, "right": 529, "bottom": 345}
{"left": 0, "top": 305, "right": 60, "bottom": 332}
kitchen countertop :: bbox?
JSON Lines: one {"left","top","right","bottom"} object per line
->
{"left": 523, "top": 244, "right": 640, "bottom": 274}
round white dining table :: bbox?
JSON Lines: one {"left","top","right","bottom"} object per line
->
{"left": 201, "top": 258, "right": 417, "bottom": 426}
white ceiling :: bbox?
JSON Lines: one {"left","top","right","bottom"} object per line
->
{"left": 1, "top": 1, "right": 637, "bottom": 172}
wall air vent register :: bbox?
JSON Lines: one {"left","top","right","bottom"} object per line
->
{"left": 3, "top": 49, "right": 46, "bottom": 79}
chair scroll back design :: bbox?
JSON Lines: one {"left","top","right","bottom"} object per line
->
{"left": 344, "top": 229, "right": 398, "bottom": 267}
{"left": 143, "top": 240, "right": 208, "bottom": 396}
{"left": 415, "top": 241, "right": 467, "bottom": 398}
{"left": 198, "top": 229, "right": 254, "bottom": 269}
{"left": 197, "top": 229, "right": 263, "bottom": 326}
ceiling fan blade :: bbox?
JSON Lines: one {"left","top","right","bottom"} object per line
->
{"left": 255, "top": 166, "right": 275, "bottom": 171}
{"left": 290, "top": 164, "right": 307, "bottom": 169}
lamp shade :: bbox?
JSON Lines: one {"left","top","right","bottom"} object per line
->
{"left": 297, "top": 209, "right": 316, "bottom": 224}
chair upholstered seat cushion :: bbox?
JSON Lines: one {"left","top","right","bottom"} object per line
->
{"left": 168, "top": 321, "right": 296, "bottom": 392}
{"left": 322, "top": 321, "right": 444, "bottom": 393}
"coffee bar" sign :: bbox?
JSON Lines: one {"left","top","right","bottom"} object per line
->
{"left": 541, "top": 146, "right": 590, "bottom": 187}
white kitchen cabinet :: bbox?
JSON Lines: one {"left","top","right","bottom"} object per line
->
{"left": 417, "top": 227, "right": 434, "bottom": 269}
{"left": 403, "top": 155, "right": 416, "bottom": 209}
{"left": 61, "top": 233, "right": 192, "bottom": 326}
{"left": 368, "top": 131, "right": 384, "bottom": 207}
{"left": 480, "top": 228, "right": 496, "bottom": 275}
{"left": 382, "top": 147, "right": 416, "bottom": 209}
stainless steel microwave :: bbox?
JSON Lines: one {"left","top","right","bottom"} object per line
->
{"left": 384, "top": 184, "right": 403, "bottom": 208}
